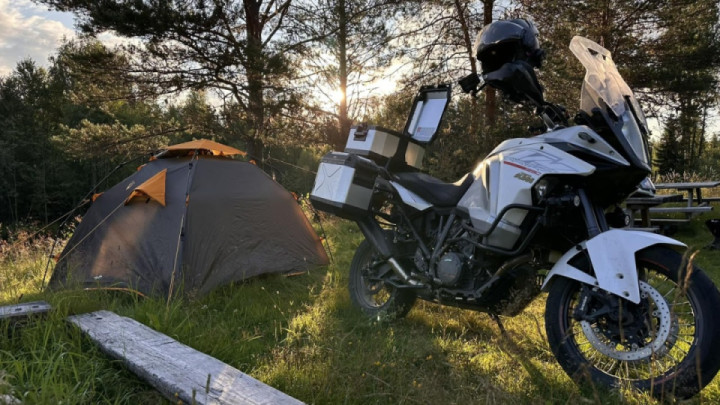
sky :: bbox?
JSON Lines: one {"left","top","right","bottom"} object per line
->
{"left": 0, "top": 0, "right": 78, "bottom": 76}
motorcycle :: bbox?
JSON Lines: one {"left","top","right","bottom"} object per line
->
{"left": 309, "top": 36, "right": 720, "bottom": 398}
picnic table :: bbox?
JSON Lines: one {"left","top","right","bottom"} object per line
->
{"left": 626, "top": 193, "right": 683, "bottom": 228}
{"left": 625, "top": 181, "right": 720, "bottom": 231}
{"left": 654, "top": 181, "right": 720, "bottom": 208}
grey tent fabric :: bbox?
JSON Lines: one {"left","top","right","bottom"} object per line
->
{"left": 50, "top": 155, "right": 328, "bottom": 296}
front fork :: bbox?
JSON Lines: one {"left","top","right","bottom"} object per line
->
{"left": 577, "top": 188, "right": 609, "bottom": 238}
{"left": 542, "top": 188, "right": 686, "bottom": 303}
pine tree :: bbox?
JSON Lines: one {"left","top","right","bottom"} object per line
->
{"left": 37, "top": 0, "right": 302, "bottom": 161}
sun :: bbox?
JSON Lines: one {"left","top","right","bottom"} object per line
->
{"left": 332, "top": 88, "right": 346, "bottom": 104}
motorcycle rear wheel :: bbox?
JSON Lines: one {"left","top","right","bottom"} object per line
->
{"left": 349, "top": 239, "right": 416, "bottom": 320}
{"left": 545, "top": 246, "right": 720, "bottom": 399}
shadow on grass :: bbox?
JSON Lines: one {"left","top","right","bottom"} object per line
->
{"left": 236, "top": 272, "right": 580, "bottom": 404}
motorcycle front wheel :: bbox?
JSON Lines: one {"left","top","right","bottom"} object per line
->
{"left": 348, "top": 239, "right": 416, "bottom": 320}
{"left": 545, "top": 246, "right": 720, "bottom": 399}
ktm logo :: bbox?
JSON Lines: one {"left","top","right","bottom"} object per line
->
{"left": 514, "top": 172, "right": 534, "bottom": 183}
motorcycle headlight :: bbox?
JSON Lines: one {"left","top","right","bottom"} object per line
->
{"left": 533, "top": 177, "right": 557, "bottom": 202}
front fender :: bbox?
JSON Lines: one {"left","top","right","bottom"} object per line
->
{"left": 541, "top": 229, "right": 686, "bottom": 303}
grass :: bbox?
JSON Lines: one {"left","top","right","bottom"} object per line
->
{"left": 2, "top": 213, "right": 720, "bottom": 404}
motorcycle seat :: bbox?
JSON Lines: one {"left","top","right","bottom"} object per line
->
{"left": 393, "top": 172, "right": 473, "bottom": 207}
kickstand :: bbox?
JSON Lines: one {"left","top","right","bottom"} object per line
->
{"left": 490, "top": 313, "right": 508, "bottom": 337}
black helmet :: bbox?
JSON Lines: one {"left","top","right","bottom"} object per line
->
{"left": 475, "top": 18, "right": 544, "bottom": 74}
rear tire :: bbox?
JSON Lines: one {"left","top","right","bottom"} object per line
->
{"left": 348, "top": 239, "right": 416, "bottom": 320}
{"left": 545, "top": 246, "right": 720, "bottom": 399}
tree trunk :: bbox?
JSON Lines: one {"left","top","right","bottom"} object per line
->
{"left": 482, "top": 0, "right": 496, "bottom": 127}
{"left": 600, "top": 0, "right": 611, "bottom": 48}
{"left": 11, "top": 168, "right": 18, "bottom": 223}
{"left": 699, "top": 102, "right": 708, "bottom": 162}
{"left": 244, "top": 0, "right": 266, "bottom": 163}
{"left": 454, "top": 0, "right": 480, "bottom": 139}
{"left": 336, "top": 0, "right": 351, "bottom": 151}
{"left": 41, "top": 162, "right": 48, "bottom": 223}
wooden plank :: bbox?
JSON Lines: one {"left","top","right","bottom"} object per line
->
{"left": 650, "top": 218, "right": 691, "bottom": 225}
{"left": 655, "top": 181, "right": 720, "bottom": 190}
{"left": 625, "top": 193, "right": 683, "bottom": 205}
{"left": 680, "top": 197, "right": 720, "bottom": 203}
{"left": 626, "top": 227, "right": 661, "bottom": 233}
{"left": 0, "top": 301, "right": 51, "bottom": 321}
{"left": 649, "top": 206, "right": 713, "bottom": 214}
{"left": 68, "top": 311, "right": 303, "bottom": 405}
{"left": 0, "top": 394, "right": 21, "bottom": 404}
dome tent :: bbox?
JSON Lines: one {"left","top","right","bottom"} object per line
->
{"left": 50, "top": 140, "right": 328, "bottom": 296}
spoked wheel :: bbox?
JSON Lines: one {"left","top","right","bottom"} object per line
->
{"left": 546, "top": 246, "right": 720, "bottom": 399}
{"left": 348, "top": 239, "right": 416, "bottom": 320}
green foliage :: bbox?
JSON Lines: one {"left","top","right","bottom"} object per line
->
{"left": 1, "top": 39, "right": 290, "bottom": 227}
{"left": 361, "top": 87, "right": 415, "bottom": 130}
{"left": 654, "top": 122, "right": 685, "bottom": 175}
{"left": 37, "top": 0, "right": 306, "bottom": 160}
{"left": 0, "top": 226, "right": 58, "bottom": 302}
{"left": 648, "top": 1, "right": 720, "bottom": 176}
{"left": 165, "top": 91, "right": 224, "bottom": 143}
{"left": 0, "top": 60, "right": 75, "bottom": 224}
{"left": 0, "top": 294, "right": 164, "bottom": 403}
{"left": 266, "top": 144, "right": 330, "bottom": 194}
{"left": 50, "top": 39, "right": 178, "bottom": 161}
{"left": 654, "top": 113, "right": 706, "bottom": 175}
{"left": 696, "top": 135, "right": 720, "bottom": 179}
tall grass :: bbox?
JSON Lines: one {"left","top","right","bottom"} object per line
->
{"left": 654, "top": 171, "right": 720, "bottom": 198}
{"left": 0, "top": 224, "right": 66, "bottom": 303}
{"left": 655, "top": 170, "right": 720, "bottom": 187}
{"left": 1, "top": 216, "right": 720, "bottom": 404}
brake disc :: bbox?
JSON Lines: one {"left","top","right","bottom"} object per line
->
{"left": 580, "top": 281, "right": 676, "bottom": 362}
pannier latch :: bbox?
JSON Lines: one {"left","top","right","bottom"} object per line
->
{"left": 353, "top": 123, "right": 369, "bottom": 141}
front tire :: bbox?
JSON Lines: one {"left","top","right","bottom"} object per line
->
{"left": 545, "top": 246, "right": 720, "bottom": 399}
{"left": 349, "top": 239, "right": 416, "bottom": 320}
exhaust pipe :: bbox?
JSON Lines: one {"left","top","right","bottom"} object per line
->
{"left": 388, "top": 257, "right": 423, "bottom": 286}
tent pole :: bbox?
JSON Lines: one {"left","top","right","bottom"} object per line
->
{"left": 167, "top": 153, "right": 199, "bottom": 305}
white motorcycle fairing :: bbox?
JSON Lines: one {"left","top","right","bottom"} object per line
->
{"left": 389, "top": 181, "right": 433, "bottom": 211}
{"left": 542, "top": 229, "right": 686, "bottom": 303}
{"left": 458, "top": 138, "right": 598, "bottom": 249}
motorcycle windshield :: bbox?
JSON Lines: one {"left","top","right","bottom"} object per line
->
{"left": 569, "top": 36, "right": 650, "bottom": 167}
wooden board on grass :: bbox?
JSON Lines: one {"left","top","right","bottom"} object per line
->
{"left": 0, "top": 394, "right": 21, "bottom": 404}
{"left": 0, "top": 301, "right": 51, "bottom": 321}
{"left": 68, "top": 311, "right": 304, "bottom": 405}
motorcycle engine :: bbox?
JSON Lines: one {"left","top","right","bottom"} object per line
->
{"left": 436, "top": 252, "right": 464, "bottom": 285}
